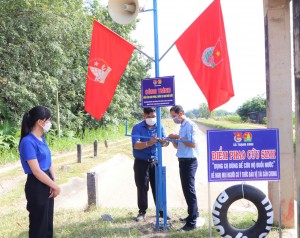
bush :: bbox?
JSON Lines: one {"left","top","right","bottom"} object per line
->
{"left": 223, "top": 115, "right": 243, "bottom": 123}
{"left": 212, "top": 115, "right": 242, "bottom": 123}
{"left": 0, "top": 121, "right": 19, "bottom": 150}
{"left": 237, "top": 95, "right": 266, "bottom": 122}
{"left": 0, "top": 121, "right": 129, "bottom": 165}
{"left": 261, "top": 117, "right": 267, "bottom": 125}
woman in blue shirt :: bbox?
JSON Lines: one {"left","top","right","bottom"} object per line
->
{"left": 19, "top": 106, "right": 60, "bottom": 238}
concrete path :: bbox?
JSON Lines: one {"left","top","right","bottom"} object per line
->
{"left": 55, "top": 129, "right": 269, "bottom": 210}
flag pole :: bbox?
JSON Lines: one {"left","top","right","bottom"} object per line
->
{"left": 159, "top": 43, "right": 175, "bottom": 62}
{"left": 152, "top": 0, "right": 168, "bottom": 230}
{"left": 106, "top": 0, "right": 168, "bottom": 229}
{"left": 134, "top": 47, "right": 155, "bottom": 62}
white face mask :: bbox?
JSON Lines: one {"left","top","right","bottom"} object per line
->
{"left": 42, "top": 122, "right": 52, "bottom": 132}
{"left": 145, "top": 118, "right": 156, "bottom": 126}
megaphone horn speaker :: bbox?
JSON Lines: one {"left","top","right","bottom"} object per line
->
{"left": 108, "top": 0, "right": 139, "bottom": 25}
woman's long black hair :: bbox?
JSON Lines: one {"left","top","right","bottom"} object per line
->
{"left": 19, "top": 106, "right": 52, "bottom": 148}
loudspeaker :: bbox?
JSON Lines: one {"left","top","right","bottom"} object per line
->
{"left": 108, "top": 0, "right": 139, "bottom": 25}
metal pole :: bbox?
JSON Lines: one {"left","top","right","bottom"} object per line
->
{"left": 152, "top": 0, "right": 167, "bottom": 229}
{"left": 162, "top": 166, "right": 168, "bottom": 225}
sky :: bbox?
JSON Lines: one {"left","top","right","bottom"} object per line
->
{"left": 103, "top": 0, "right": 267, "bottom": 112}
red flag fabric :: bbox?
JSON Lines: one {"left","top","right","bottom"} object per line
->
{"left": 175, "top": 0, "right": 234, "bottom": 111}
{"left": 84, "top": 20, "right": 135, "bottom": 120}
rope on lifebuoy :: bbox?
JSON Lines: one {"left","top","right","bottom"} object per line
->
{"left": 212, "top": 184, "right": 274, "bottom": 238}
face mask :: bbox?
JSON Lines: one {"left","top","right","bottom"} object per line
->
{"left": 145, "top": 118, "right": 156, "bottom": 126}
{"left": 42, "top": 122, "right": 52, "bottom": 132}
{"left": 173, "top": 117, "right": 181, "bottom": 124}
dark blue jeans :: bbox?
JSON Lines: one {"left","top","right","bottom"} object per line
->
{"left": 179, "top": 158, "right": 199, "bottom": 226}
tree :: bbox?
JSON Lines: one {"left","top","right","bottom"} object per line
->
{"left": 0, "top": 0, "right": 151, "bottom": 132}
{"left": 185, "top": 110, "right": 195, "bottom": 119}
{"left": 192, "top": 108, "right": 200, "bottom": 118}
{"left": 213, "top": 109, "right": 233, "bottom": 117}
{"left": 0, "top": 0, "right": 91, "bottom": 128}
{"left": 236, "top": 95, "right": 266, "bottom": 122}
{"left": 199, "top": 103, "right": 211, "bottom": 119}
{"left": 161, "top": 107, "right": 170, "bottom": 119}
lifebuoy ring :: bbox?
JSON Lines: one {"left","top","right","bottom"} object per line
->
{"left": 212, "top": 184, "right": 274, "bottom": 238}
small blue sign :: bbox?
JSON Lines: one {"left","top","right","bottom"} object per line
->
{"left": 207, "top": 129, "right": 280, "bottom": 182}
{"left": 141, "top": 76, "right": 175, "bottom": 108}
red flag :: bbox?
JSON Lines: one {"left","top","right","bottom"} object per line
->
{"left": 175, "top": 0, "right": 234, "bottom": 111}
{"left": 84, "top": 20, "right": 135, "bottom": 120}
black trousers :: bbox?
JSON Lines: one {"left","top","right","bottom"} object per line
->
{"left": 133, "top": 159, "right": 157, "bottom": 214}
{"left": 179, "top": 158, "right": 199, "bottom": 226}
{"left": 25, "top": 171, "right": 54, "bottom": 238}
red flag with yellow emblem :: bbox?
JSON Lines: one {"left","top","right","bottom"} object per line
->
{"left": 84, "top": 20, "right": 135, "bottom": 120}
{"left": 175, "top": 0, "right": 234, "bottom": 111}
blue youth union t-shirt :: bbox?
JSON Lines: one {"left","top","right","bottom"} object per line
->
{"left": 19, "top": 133, "right": 52, "bottom": 174}
{"left": 131, "top": 120, "right": 166, "bottom": 159}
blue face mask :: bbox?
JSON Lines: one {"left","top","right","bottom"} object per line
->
{"left": 173, "top": 117, "right": 181, "bottom": 124}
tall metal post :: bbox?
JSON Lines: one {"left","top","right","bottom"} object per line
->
{"left": 152, "top": 0, "right": 168, "bottom": 229}
{"left": 107, "top": 0, "right": 167, "bottom": 229}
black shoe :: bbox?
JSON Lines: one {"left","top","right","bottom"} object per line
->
{"left": 178, "top": 224, "right": 196, "bottom": 231}
{"left": 135, "top": 212, "right": 145, "bottom": 222}
{"left": 180, "top": 216, "right": 201, "bottom": 223}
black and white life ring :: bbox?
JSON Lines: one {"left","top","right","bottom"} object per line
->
{"left": 212, "top": 184, "right": 274, "bottom": 238}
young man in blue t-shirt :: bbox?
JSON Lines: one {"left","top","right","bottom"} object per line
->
{"left": 131, "top": 107, "right": 169, "bottom": 221}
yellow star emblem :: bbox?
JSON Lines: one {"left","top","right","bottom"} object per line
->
{"left": 215, "top": 51, "right": 221, "bottom": 57}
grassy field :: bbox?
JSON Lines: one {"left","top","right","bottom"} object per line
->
{"left": 0, "top": 119, "right": 292, "bottom": 237}
{"left": 194, "top": 118, "right": 267, "bottom": 130}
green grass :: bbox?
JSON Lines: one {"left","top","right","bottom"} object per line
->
{"left": 212, "top": 115, "right": 243, "bottom": 123}
{"left": 0, "top": 138, "right": 132, "bottom": 187}
{"left": 195, "top": 118, "right": 266, "bottom": 130}
{"left": 53, "top": 208, "right": 141, "bottom": 238}
{"left": 49, "top": 123, "right": 129, "bottom": 152}
{"left": 0, "top": 122, "right": 131, "bottom": 165}
{"left": 0, "top": 119, "right": 291, "bottom": 237}
{"left": 0, "top": 157, "right": 290, "bottom": 237}
{"left": 0, "top": 148, "right": 19, "bottom": 164}
{"left": 1, "top": 205, "right": 285, "bottom": 237}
